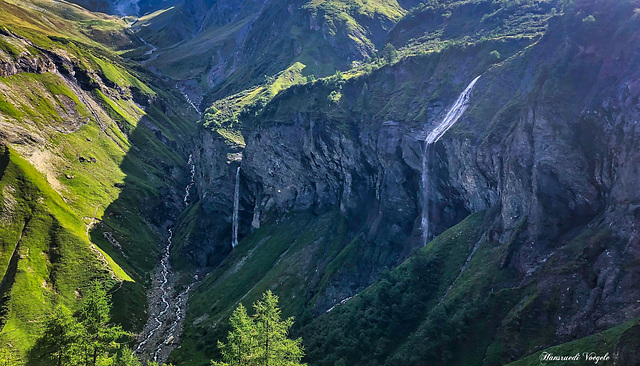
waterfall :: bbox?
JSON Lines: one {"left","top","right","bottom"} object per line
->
{"left": 232, "top": 166, "right": 241, "bottom": 248}
{"left": 421, "top": 76, "right": 480, "bottom": 245}
{"left": 183, "top": 154, "right": 195, "bottom": 206}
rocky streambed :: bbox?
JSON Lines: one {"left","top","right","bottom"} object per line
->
{"left": 135, "top": 156, "right": 198, "bottom": 363}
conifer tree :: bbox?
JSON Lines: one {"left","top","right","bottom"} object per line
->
{"left": 114, "top": 346, "right": 141, "bottom": 366}
{"left": 212, "top": 291, "right": 305, "bottom": 366}
{"left": 253, "top": 291, "right": 304, "bottom": 366}
{"left": 215, "top": 304, "right": 256, "bottom": 365}
{"left": 382, "top": 43, "right": 398, "bottom": 64}
{"left": 41, "top": 305, "right": 81, "bottom": 366}
{"left": 37, "top": 281, "right": 134, "bottom": 365}
{"left": 78, "top": 281, "right": 127, "bottom": 366}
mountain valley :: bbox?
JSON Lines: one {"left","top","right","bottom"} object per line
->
{"left": 1, "top": 0, "right": 640, "bottom": 365}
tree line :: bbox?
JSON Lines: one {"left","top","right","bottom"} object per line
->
{"left": 37, "top": 284, "right": 304, "bottom": 366}
{"left": 211, "top": 291, "right": 305, "bottom": 366}
{"left": 37, "top": 281, "right": 168, "bottom": 366}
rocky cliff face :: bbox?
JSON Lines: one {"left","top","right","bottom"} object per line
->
{"left": 423, "top": 2, "right": 640, "bottom": 352}
{"left": 183, "top": 36, "right": 525, "bottom": 303}
{"left": 182, "top": 1, "right": 640, "bottom": 363}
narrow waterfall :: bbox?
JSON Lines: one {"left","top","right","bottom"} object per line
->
{"left": 421, "top": 76, "right": 480, "bottom": 245}
{"left": 183, "top": 154, "right": 195, "bottom": 206}
{"left": 232, "top": 166, "right": 241, "bottom": 248}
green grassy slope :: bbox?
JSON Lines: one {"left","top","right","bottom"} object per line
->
{"left": 0, "top": 0, "right": 198, "bottom": 362}
{"left": 175, "top": 209, "right": 490, "bottom": 365}
{"left": 171, "top": 210, "right": 354, "bottom": 365}
{"left": 300, "top": 211, "right": 497, "bottom": 366}
{"left": 299, "top": 219, "right": 638, "bottom": 366}
{"left": 137, "top": 0, "right": 418, "bottom": 104}
{"left": 507, "top": 320, "right": 640, "bottom": 366}
{"left": 0, "top": 147, "right": 123, "bottom": 363}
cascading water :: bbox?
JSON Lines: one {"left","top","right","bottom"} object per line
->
{"left": 232, "top": 166, "right": 241, "bottom": 248}
{"left": 134, "top": 229, "right": 173, "bottom": 357}
{"left": 421, "top": 76, "right": 480, "bottom": 245}
{"left": 135, "top": 154, "right": 199, "bottom": 362}
{"left": 183, "top": 155, "right": 195, "bottom": 205}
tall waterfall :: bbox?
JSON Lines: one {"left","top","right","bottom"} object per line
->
{"left": 421, "top": 76, "right": 480, "bottom": 245}
{"left": 232, "top": 166, "right": 241, "bottom": 248}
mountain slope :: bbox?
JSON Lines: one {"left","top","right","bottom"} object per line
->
{"left": 3, "top": 0, "right": 640, "bottom": 365}
{"left": 175, "top": 0, "right": 640, "bottom": 365}
{"left": 0, "top": 0, "right": 198, "bottom": 362}
{"left": 126, "top": 0, "right": 418, "bottom": 105}
{"left": 296, "top": 1, "right": 640, "bottom": 364}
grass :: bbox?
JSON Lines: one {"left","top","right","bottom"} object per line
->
{"left": 0, "top": 1, "right": 200, "bottom": 360}
{"left": 193, "top": 0, "right": 558, "bottom": 130}
{"left": 172, "top": 210, "right": 354, "bottom": 365}
{"left": 0, "top": 94, "right": 23, "bottom": 120}
{"left": 300, "top": 211, "right": 488, "bottom": 366}
{"left": 0, "top": 0, "right": 135, "bottom": 56}
{"left": 202, "top": 62, "right": 308, "bottom": 147}
{"left": 303, "top": 0, "right": 406, "bottom": 21}
{"left": 0, "top": 147, "right": 131, "bottom": 361}
{"left": 94, "top": 56, "right": 156, "bottom": 97}
{"left": 507, "top": 319, "right": 640, "bottom": 366}
{"left": 176, "top": 210, "right": 533, "bottom": 366}
{"left": 0, "top": 72, "right": 90, "bottom": 126}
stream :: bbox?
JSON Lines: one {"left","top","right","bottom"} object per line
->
{"left": 135, "top": 155, "right": 197, "bottom": 363}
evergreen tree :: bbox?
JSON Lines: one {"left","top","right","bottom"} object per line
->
{"left": 382, "top": 43, "right": 398, "bottom": 64}
{"left": 212, "top": 291, "right": 305, "bottom": 366}
{"left": 216, "top": 304, "right": 256, "bottom": 365}
{"left": 41, "top": 305, "right": 82, "bottom": 366}
{"left": 114, "top": 346, "right": 141, "bottom": 366}
{"left": 36, "top": 281, "right": 133, "bottom": 365}
{"left": 253, "top": 291, "right": 304, "bottom": 366}
{"left": 78, "top": 281, "right": 127, "bottom": 366}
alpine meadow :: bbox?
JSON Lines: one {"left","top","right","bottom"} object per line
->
{"left": 1, "top": 0, "right": 640, "bottom": 365}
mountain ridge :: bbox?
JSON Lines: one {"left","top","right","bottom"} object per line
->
{"left": 2, "top": 0, "right": 640, "bottom": 365}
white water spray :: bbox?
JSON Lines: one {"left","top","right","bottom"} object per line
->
{"left": 421, "top": 76, "right": 480, "bottom": 245}
{"left": 232, "top": 166, "right": 241, "bottom": 248}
